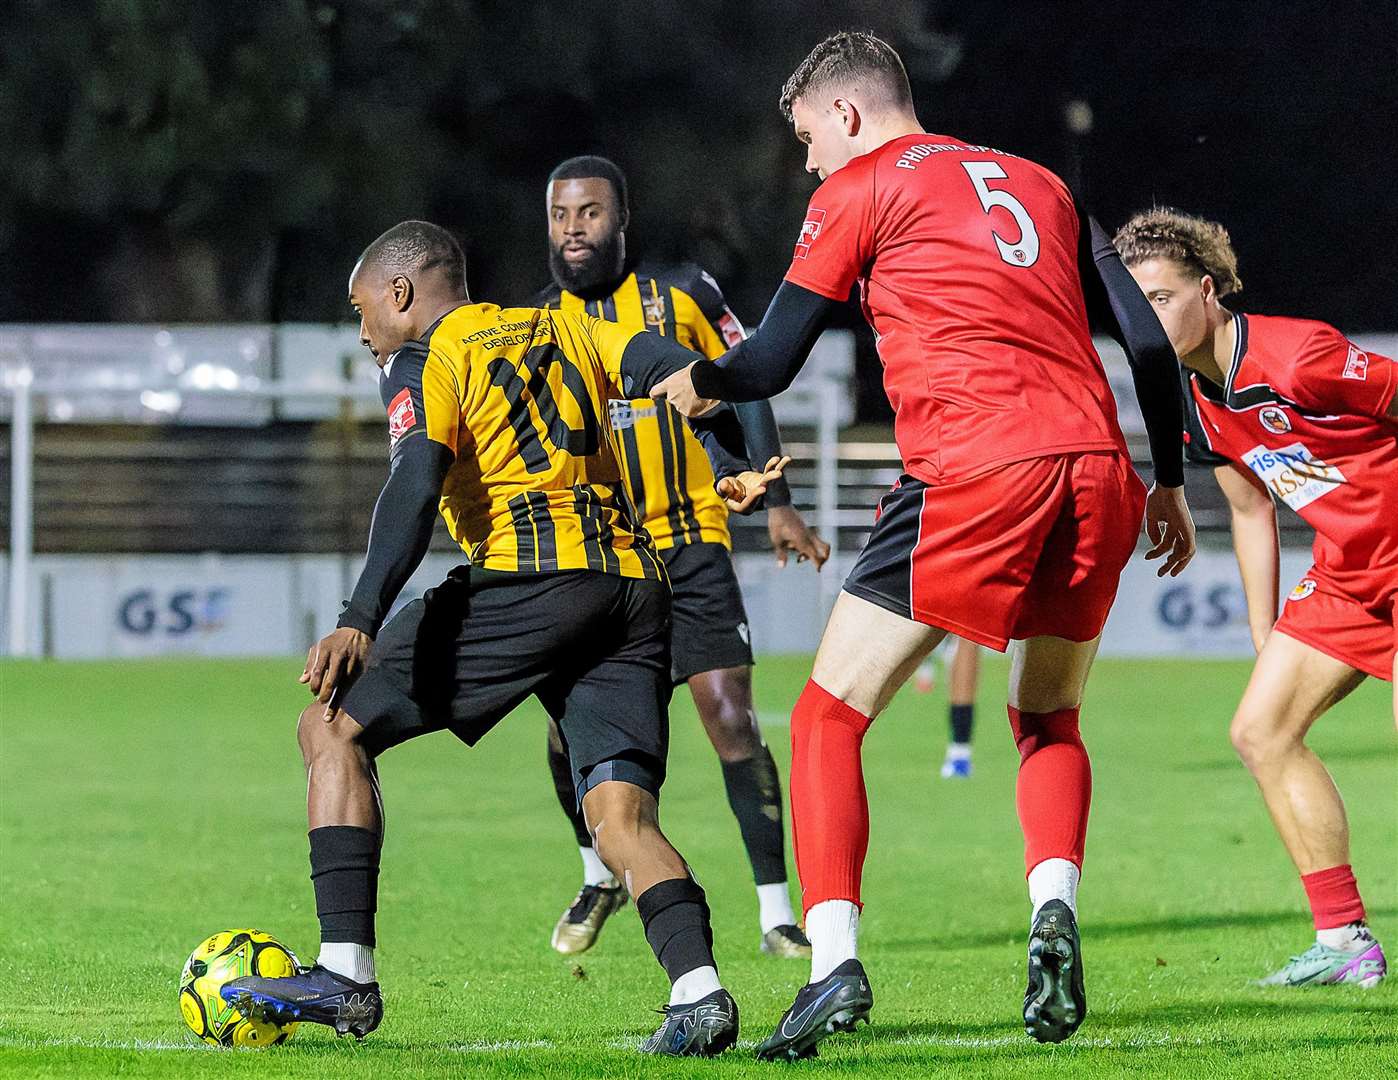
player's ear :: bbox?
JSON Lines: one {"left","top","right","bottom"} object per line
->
{"left": 1198, "top": 273, "right": 1217, "bottom": 305}
{"left": 834, "top": 97, "right": 861, "bottom": 137}
{"left": 390, "top": 275, "right": 414, "bottom": 312}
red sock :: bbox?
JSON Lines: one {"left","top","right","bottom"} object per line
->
{"left": 1008, "top": 705, "right": 1091, "bottom": 873}
{"left": 1301, "top": 864, "right": 1366, "bottom": 930}
{"left": 790, "top": 679, "right": 873, "bottom": 914}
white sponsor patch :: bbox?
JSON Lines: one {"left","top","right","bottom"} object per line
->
{"left": 1242, "top": 442, "right": 1345, "bottom": 512}
{"left": 1288, "top": 578, "right": 1317, "bottom": 602}
{"left": 608, "top": 399, "right": 657, "bottom": 430}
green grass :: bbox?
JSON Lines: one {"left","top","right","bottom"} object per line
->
{"left": 0, "top": 655, "right": 1393, "bottom": 1078}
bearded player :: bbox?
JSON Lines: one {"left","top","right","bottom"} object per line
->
{"left": 534, "top": 156, "right": 827, "bottom": 960}
{"left": 652, "top": 32, "right": 1196, "bottom": 1056}
{"left": 1118, "top": 208, "right": 1394, "bottom": 990}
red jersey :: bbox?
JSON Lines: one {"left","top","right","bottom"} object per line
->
{"left": 1184, "top": 313, "right": 1398, "bottom": 600}
{"left": 783, "top": 132, "right": 1127, "bottom": 484}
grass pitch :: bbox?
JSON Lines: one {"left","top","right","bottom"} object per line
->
{"left": 0, "top": 655, "right": 1393, "bottom": 1078}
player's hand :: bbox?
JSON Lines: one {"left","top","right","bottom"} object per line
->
{"left": 651, "top": 361, "right": 719, "bottom": 418}
{"left": 301, "top": 627, "right": 373, "bottom": 717}
{"left": 718, "top": 455, "right": 792, "bottom": 514}
{"left": 1143, "top": 483, "right": 1196, "bottom": 578}
{"left": 767, "top": 504, "right": 831, "bottom": 569}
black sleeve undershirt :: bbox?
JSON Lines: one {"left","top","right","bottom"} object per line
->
{"left": 1076, "top": 205, "right": 1187, "bottom": 488}
{"left": 690, "top": 282, "right": 840, "bottom": 402}
{"left": 337, "top": 436, "right": 454, "bottom": 637}
{"left": 618, "top": 330, "right": 753, "bottom": 485}
{"left": 732, "top": 400, "right": 792, "bottom": 507}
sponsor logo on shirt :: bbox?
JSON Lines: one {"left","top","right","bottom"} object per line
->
{"left": 793, "top": 209, "right": 826, "bottom": 260}
{"left": 1342, "top": 345, "right": 1369, "bottom": 381}
{"left": 1288, "top": 578, "right": 1316, "bottom": 602}
{"left": 1242, "top": 442, "right": 1346, "bottom": 512}
{"left": 387, "top": 387, "right": 416, "bottom": 446}
{"left": 1259, "top": 406, "right": 1292, "bottom": 434}
{"left": 608, "top": 398, "right": 657, "bottom": 430}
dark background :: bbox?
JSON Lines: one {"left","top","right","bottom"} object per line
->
{"left": 4, "top": 0, "right": 1396, "bottom": 334}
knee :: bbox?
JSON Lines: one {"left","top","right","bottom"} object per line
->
{"left": 1008, "top": 707, "right": 1082, "bottom": 760}
{"left": 1229, "top": 704, "right": 1289, "bottom": 769}
{"left": 296, "top": 703, "right": 359, "bottom": 768}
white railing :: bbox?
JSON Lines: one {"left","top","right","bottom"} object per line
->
{"left": 0, "top": 325, "right": 855, "bottom": 656}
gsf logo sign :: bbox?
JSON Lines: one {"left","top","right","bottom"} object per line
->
{"left": 1156, "top": 582, "right": 1246, "bottom": 630}
{"left": 118, "top": 589, "right": 231, "bottom": 636}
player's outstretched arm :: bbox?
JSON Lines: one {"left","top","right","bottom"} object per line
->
{"left": 1078, "top": 208, "right": 1195, "bottom": 576}
{"left": 730, "top": 398, "right": 828, "bottom": 566}
{"left": 652, "top": 283, "right": 839, "bottom": 416}
{"left": 1215, "top": 463, "right": 1280, "bottom": 652}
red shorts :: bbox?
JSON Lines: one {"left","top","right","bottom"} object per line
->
{"left": 1273, "top": 571, "right": 1397, "bottom": 681}
{"left": 843, "top": 451, "right": 1146, "bottom": 651}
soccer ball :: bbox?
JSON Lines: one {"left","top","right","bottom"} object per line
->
{"left": 179, "top": 929, "right": 300, "bottom": 1047}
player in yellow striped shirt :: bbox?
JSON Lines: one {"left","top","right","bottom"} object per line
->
{"left": 534, "top": 157, "right": 829, "bottom": 959}
{"left": 224, "top": 221, "right": 788, "bottom": 1055}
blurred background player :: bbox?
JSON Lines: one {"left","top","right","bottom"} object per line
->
{"left": 1119, "top": 209, "right": 1395, "bottom": 989}
{"left": 533, "top": 156, "right": 829, "bottom": 959}
{"left": 653, "top": 31, "right": 1196, "bottom": 1057}
{"left": 915, "top": 635, "right": 982, "bottom": 778}
{"left": 222, "top": 220, "right": 791, "bottom": 1055}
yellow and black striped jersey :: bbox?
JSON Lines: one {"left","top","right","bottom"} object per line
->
{"left": 535, "top": 262, "right": 747, "bottom": 550}
{"left": 382, "top": 302, "right": 665, "bottom": 577}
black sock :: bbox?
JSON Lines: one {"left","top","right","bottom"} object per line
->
{"left": 949, "top": 704, "right": 974, "bottom": 746}
{"left": 548, "top": 734, "right": 593, "bottom": 849}
{"left": 309, "top": 826, "right": 381, "bottom": 947}
{"left": 636, "top": 877, "right": 717, "bottom": 984}
{"left": 720, "top": 747, "right": 787, "bottom": 886}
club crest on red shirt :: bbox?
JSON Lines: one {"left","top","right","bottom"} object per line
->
{"left": 1288, "top": 578, "right": 1316, "bottom": 602}
{"left": 1342, "top": 345, "right": 1369, "bottom": 381}
{"left": 793, "top": 209, "right": 826, "bottom": 260}
{"left": 387, "top": 387, "right": 417, "bottom": 446}
{"left": 1259, "top": 406, "right": 1292, "bottom": 434}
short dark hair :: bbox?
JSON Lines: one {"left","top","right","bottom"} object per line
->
{"left": 358, "top": 220, "right": 466, "bottom": 294}
{"left": 547, "top": 155, "right": 629, "bottom": 215}
{"left": 780, "top": 31, "right": 914, "bottom": 121}
{"left": 1114, "top": 208, "right": 1242, "bottom": 298}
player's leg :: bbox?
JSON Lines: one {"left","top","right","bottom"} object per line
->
{"left": 1231, "top": 629, "right": 1385, "bottom": 987}
{"left": 555, "top": 573, "right": 738, "bottom": 1055}
{"left": 545, "top": 715, "right": 627, "bottom": 955}
{"left": 665, "top": 541, "right": 803, "bottom": 951}
{"left": 1006, "top": 451, "right": 1149, "bottom": 1044}
{"left": 222, "top": 577, "right": 476, "bottom": 1039}
{"left": 687, "top": 665, "right": 808, "bottom": 956}
{"left": 941, "top": 637, "right": 981, "bottom": 778}
{"left": 752, "top": 592, "right": 943, "bottom": 1060}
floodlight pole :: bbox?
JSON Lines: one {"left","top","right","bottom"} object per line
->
{"left": 8, "top": 366, "right": 34, "bottom": 657}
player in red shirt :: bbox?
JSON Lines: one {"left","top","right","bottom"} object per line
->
{"left": 652, "top": 32, "right": 1196, "bottom": 1056}
{"left": 1118, "top": 209, "right": 1395, "bottom": 990}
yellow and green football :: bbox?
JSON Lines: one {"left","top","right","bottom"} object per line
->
{"left": 179, "top": 929, "right": 300, "bottom": 1047}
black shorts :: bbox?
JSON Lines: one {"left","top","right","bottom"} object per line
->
{"left": 661, "top": 542, "right": 753, "bottom": 684}
{"left": 340, "top": 567, "right": 673, "bottom": 801}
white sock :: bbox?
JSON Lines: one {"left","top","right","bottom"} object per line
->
{"left": 579, "top": 845, "right": 612, "bottom": 887}
{"left": 1028, "top": 858, "right": 1080, "bottom": 924}
{"left": 944, "top": 742, "right": 971, "bottom": 760}
{"left": 757, "top": 882, "right": 797, "bottom": 935}
{"left": 1317, "top": 922, "right": 1375, "bottom": 952}
{"left": 669, "top": 965, "right": 722, "bottom": 1006}
{"left": 806, "top": 899, "right": 859, "bottom": 982}
{"left": 317, "top": 941, "right": 376, "bottom": 983}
